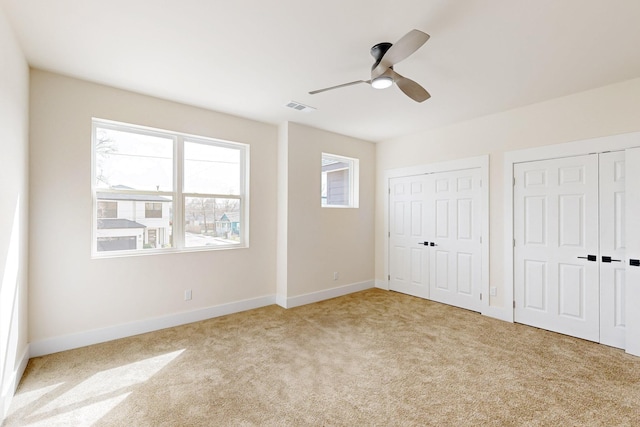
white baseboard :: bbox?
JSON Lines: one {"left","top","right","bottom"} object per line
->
{"left": 374, "top": 279, "right": 389, "bottom": 290}
{"left": 30, "top": 295, "right": 276, "bottom": 357}
{"left": 482, "top": 304, "right": 514, "bottom": 323}
{"left": 1, "top": 344, "right": 29, "bottom": 422}
{"left": 278, "top": 280, "right": 375, "bottom": 309}
{"left": 275, "top": 294, "right": 287, "bottom": 308}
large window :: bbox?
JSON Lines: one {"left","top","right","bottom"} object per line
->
{"left": 321, "top": 153, "right": 359, "bottom": 208}
{"left": 92, "top": 119, "right": 248, "bottom": 256}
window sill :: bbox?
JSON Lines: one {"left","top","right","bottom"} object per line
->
{"left": 91, "top": 244, "right": 248, "bottom": 259}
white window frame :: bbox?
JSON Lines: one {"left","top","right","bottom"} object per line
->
{"left": 91, "top": 118, "right": 249, "bottom": 258}
{"left": 321, "top": 152, "right": 359, "bottom": 208}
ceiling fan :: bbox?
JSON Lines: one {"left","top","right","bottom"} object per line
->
{"left": 309, "top": 29, "right": 431, "bottom": 103}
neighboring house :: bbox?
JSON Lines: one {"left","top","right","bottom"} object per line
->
{"left": 321, "top": 155, "right": 352, "bottom": 206}
{"left": 216, "top": 211, "right": 240, "bottom": 238}
{"left": 185, "top": 206, "right": 240, "bottom": 239}
{"left": 96, "top": 218, "right": 147, "bottom": 251}
{"left": 96, "top": 188, "right": 171, "bottom": 251}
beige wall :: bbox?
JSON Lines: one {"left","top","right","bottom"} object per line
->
{"left": 278, "top": 122, "right": 376, "bottom": 301}
{"left": 28, "top": 70, "right": 278, "bottom": 343}
{"left": 376, "top": 77, "right": 640, "bottom": 309}
{"left": 28, "top": 72, "right": 377, "bottom": 348}
{"left": 0, "top": 7, "right": 29, "bottom": 418}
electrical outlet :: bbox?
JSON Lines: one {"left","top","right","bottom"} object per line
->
{"left": 184, "top": 289, "right": 192, "bottom": 301}
{"left": 333, "top": 272, "right": 339, "bottom": 281}
{"left": 490, "top": 287, "right": 497, "bottom": 297}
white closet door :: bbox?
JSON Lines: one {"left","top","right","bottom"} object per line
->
{"left": 599, "top": 151, "right": 626, "bottom": 349}
{"left": 428, "top": 168, "right": 482, "bottom": 312}
{"left": 388, "top": 175, "right": 430, "bottom": 298}
{"left": 625, "top": 147, "right": 640, "bottom": 357}
{"left": 514, "top": 155, "right": 600, "bottom": 342}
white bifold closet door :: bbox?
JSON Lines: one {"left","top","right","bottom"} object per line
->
{"left": 389, "top": 169, "right": 482, "bottom": 312}
{"left": 514, "top": 152, "right": 628, "bottom": 348}
{"left": 388, "top": 175, "right": 430, "bottom": 299}
{"left": 514, "top": 154, "right": 600, "bottom": 342}
{"left": 598, "top": 151, "right": 626, "bottom": 348}
{"left": 428, "top": 169, "right": 482, "bottom": 312}
{"left": 625, "top": 147, "right": 640, "bottom": 356}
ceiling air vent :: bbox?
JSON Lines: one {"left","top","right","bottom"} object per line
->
{"left": 284, "top": 101, "right": 316, "bottom": 113}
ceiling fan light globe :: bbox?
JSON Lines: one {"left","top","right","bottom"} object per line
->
{"left": 371, "top": 76, "right": 393, "bottom": 90}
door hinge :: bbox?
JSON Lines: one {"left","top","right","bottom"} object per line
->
{"left": 480, "top": 293, "right": 482, "bottom": 301}
{"left": 513, "top": 177, "right": 516, "bottom": 186}
{"left": 388, "top": 231, "right": 390, "bottom": 238}
{"left": 388, "top": 187, "right": 391, "bottom": 194}
{"left": 513, "top": 238, "right": 516, "bottom": 247}
{"left": 480, "top": 236, "right": 482, "bottom": 244}
{"left": 388, "top": 275, "right": 390, "bottom": 281}
{"left": 513, "top": 301, "right": 516, "bottom": 309}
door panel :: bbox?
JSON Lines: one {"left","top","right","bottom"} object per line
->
{"left": 558, "top": 263, "right": 584, "bottom": 319}
{"left": 599, "top": 151, "right": 626, "bottom": 348}
{"left": 457, "top": 253, "right": 473, "bottom": 294}
{"left": 428, "top": 168, "right": 482, "bottom": 312}
{"left": 389, "top": 175, "right": 430, "bottom": 298}
{"left": 625, "top": 147, "right": 640, "bottom": 356}
{"left": 434, "top": 251, "right": 449, "bottom": 290}
{"left": 435, "top": 200, "right": 449, "bottom": 237}
{"left": 524, "top": 196, "right": 547, "bottom": 244}
{"left": 558, "top": 194, "right": 584, "bottom": 246}
{"left": 524, "top": 260, "right": 546, "bottom": 310}
{"left": 514, "top": 155, "right": 599, "bottom": 342}
{"left": 457, "top": 199, "right": 472, "bottom": 239}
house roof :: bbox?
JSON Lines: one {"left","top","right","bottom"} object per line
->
{"left": 97, "top": 219, "right": 147, "bottom": 230}
{"left": 97, "top": 185, "right": 171, "bottom": 202}
{"left": 220, "top": 211, "right": 240, "bottom": 223}
{"left": 97, "top": 193, "right": 170, "bottom": 202}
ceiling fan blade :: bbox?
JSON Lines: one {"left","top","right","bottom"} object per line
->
{"left": 309, "top": 80, "right": 371, "bottom": 95}
{"left": 390, "top": 70, "right": 431, "bottom": 103}
{"left": 372, "top": 29, "right": 430, "bottom": 79}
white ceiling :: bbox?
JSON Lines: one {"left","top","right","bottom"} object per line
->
{"left": 3, "top": 0, "right": 640, "bottom": 142}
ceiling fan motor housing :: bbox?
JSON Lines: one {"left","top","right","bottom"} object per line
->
{"left": 370, "top": 42, "right": 394, "bottom": 89}
{"left": 370, "top": 42, "right": 392, "bottom": 69}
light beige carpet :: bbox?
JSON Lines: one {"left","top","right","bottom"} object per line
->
{"left": 5, "top": 289, "right": 640, "bottom": 426}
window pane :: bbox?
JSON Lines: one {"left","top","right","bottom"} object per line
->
{"left": 145, "top": 202, "right": 163, "bottom": 218}
{"left": 96, "top": 193, "right": 173, "bottom": 252}
{"left": 184, "top": 141, "right": 240, "bottom": 195}
{"left": 322, "top": 154, "right": 353, "bottom": 207}
{"left": 95, "top": 127, "right": 174, "bottom": 192}
{"left": 184, "top": 197, "right": 241, "bottom": 247}
{"left": 326, "top": 168, "right": 350, "bottom": 205}
{"left": 97, "top": 201, "right": 117, "bottom": 218}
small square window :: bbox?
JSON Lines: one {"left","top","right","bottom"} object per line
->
{"left": 97, "top": 201, "right": 117, "bottom": 218}
{"left": 145, "top": 202, "right": 163, "bottom": 218}
{"left": 321, "top": 153, "right": 359, "bottom": 208}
